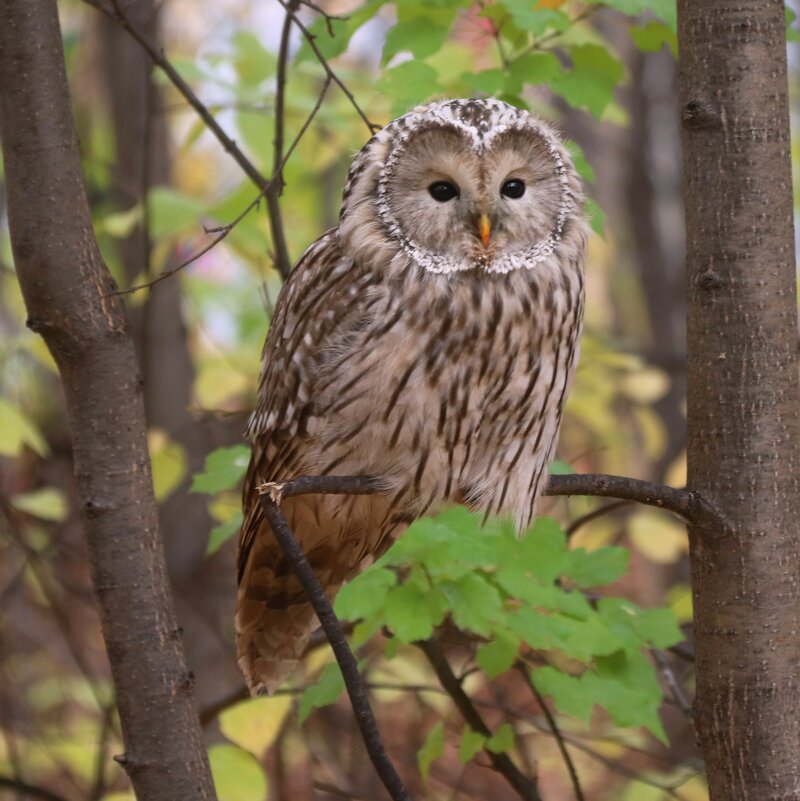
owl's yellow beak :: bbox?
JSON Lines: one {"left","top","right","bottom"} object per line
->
{"left": 477, "top": 213, "right": 492, "bottom": 247}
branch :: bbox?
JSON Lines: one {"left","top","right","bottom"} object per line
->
{"left": 114, "top": 77, "right": 330, "bottom": 296}
{"left": 417, "top": 639, "right": 543, "bottom": 801}
{"left": 257, "top": 490, "right": 411, "bottom": 801}
{"left": 0, "top": 2, "right": 216, "bottom": 799}
{"left": 516, "top": 665, "right": 584, "bottom": 801}
{"left": 84, "top": 0, "right": 269, "bottom": 190}
{"left": 0, "top": 777, "right": 71, "bottom": 801}
{"left": 274, "top": 0, "right": 380, "bottom": 134}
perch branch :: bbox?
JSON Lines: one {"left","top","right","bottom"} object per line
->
{"left": 257, "top": 489, "right": 411, "bottom": 801}
{"left": 417, "top": 639, "right": 543, "bottom": 801}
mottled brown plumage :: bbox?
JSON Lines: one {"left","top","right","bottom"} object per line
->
{"left": 237, "top": 99, "right": 588, "bottom": 694}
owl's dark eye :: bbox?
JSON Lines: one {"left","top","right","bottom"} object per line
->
{"left": 501, "top": 179, "right": 526, "bottom": 199}
{"left": 428, "top": 181, "right": 459, "bottom": 202}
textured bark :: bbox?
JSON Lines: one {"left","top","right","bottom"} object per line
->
{"left": 0, "top": 1, "right": 216, "bottom": 798}
{"left": 678, "top": 2, "right": 800, "bottom": 798}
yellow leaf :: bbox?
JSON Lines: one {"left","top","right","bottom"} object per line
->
{"left": 0, "top": 398, "right": 48, "bottom": 457}
{"left": 209, "top": 743, "right": 268, "bottom": 801}
{"left": 620, "top": 367, "right": 669, "bottom": 403}
{"left": 628, "top": 508, "right": 688, "bottom": 564}
{"left": 11, "top": 488, "right": 68, "bottom": 522}
{"left": 148, "top": 429, "right": 187, "bottom": 502}
{"left": 195, "top": 361, "right": 249, "bottom": 408}
{"left": 219, "top": 695, "right": 292, "bottom": 758}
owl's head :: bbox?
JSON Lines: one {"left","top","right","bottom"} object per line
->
{"left": 338, "top": 98, "right": 585, "bottom": 277}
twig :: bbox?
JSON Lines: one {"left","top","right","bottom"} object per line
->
{"left": 0, "top": 776, "right": 72, "bottom": 801}
{"left": 652, "top": 649, "right": 694, "bottom": 721}
{"left": 565, "top": 499, "right": 632, "bottom": 537}
{"left": 418, "top": 639, "right": 542, "bottom": 801}
{"left": 257, "top": 490, "right": 411, "bottom": 801}
{"left": 314, "top": 781, "right": 383, "bottom": 801}
{"left": 274, "top": 0, "right": 380, "bottom": 134}
{"left": 84, "top": 0, "right": 269, "bottom": 191}
{"left": 113, "top": 77, "right": 331, "bottom": 296}
{"left": 516, "top": 665, "right": 585, "bottom": 801}
{"left": 268, "top": 0, "right": 299, "bottom": 281}
{"left": 299, "top": 0, "right": 350, "bottom": 36}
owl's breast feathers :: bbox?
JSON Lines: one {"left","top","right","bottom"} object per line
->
{"left": 237, "top": 224, "right": 585, "bottom": 694}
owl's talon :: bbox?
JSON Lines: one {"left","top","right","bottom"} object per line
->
{"left": 257, "top": 481, "right": 286, "bottom": 504}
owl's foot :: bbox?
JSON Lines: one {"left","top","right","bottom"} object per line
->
{"left": 256, "top": 480, "right": 286, "bottom": 504}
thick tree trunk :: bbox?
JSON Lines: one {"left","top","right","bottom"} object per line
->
{"left": 0, "top": 1, "right": 217, "bottom": 798}
{"left": 678, "top": 1, "right": 800, "bottom": 797}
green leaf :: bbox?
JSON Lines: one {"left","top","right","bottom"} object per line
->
{"left": 11, "top": 488, "right": 68, "bottom": 522}
{"left": 233, "top": 32, "right": 275, "bottom": 85}
{"left": 378, "top": 61, "right": 441, "bottom": 117}
{"left": 441, "top": 573, "right": 503, "bottom": 636}
{"left": 548, "top": 458, "right": 576, "bottom": 475}
{"left": 531, "top": 666, "right": 595, "bottom": 722}
{"left": 507, "top": 52, "right": 561, "bottom": 92}
{"left": 299, "top": 662, "right": 345, "bottom": 724}
{"left": 458, "top": 726, "right": 486, "bottom": 763}
{"left": 565, "top": 545, "right": 629, "bottom": 587}
{"left": 385, "top": 581, "right": 447, "bottom": 642}
{"left": 547, "top": 44, "right": 625, "bottom": 118}
{"left": 148, "top": 187, "right": 207, "bottom": 238}
{"left": 296, "top": 0, "right": 388, "bottom": 63}
{"left": 335, "top": 567, "right": 396, "bottom": 620}
{"left": 629, "top": 20, "right": 678, "bottom": 54}
{"left": 788, "top": 8, "right": 800, "bottom": 43}
{"left": 383, "top": 20, "right": 450, "bottom": 64}
{"left": 148, "top": 430, "right": 187, "bottom": 502}
{"left": 598, "top": 598, "right": 683, "bottom": 650}
{"left": 191, "top": 445, "right": 250, "bottom": 495}
{"left": 206, "top": 512, "right": 243, "bottom": 556}
{"left": 0, "top": 398, "right": 48, "bottom": 457}
{"left": 208, "top": 743, "right": 268, "bottom": 801}
{"left": 486, "top": 722, "right": 515, "bottom": 754}
{"left": 417, "top": 721, "right": 445, "bottom": 782}
{"left": 585, "top": 196, "right": 606, "bottom": 237}
{"left": 501, "top": 0, "right": 570, "bottom": 35}
{"left": 462, "top": 68, "right": 508, "bottom": 96}
{"left": 477, "top": 630, "right": 520, "bottom": 678}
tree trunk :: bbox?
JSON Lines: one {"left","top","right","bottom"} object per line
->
{"left": 678, "top": 1, "right": 800, "bottom": 797}
{"left": 0, "top": 1, "right": 217, "bottom": 798}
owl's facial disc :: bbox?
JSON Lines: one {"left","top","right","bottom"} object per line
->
{"left": 378, "top": 122, "right": 572, "bottom": 275}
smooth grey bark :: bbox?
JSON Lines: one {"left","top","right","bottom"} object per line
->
{"left": 0, "top": 0, "right": 217, "bottom": 797}
{"left": 678, "top": 1, "right": 800, "bottom": 797}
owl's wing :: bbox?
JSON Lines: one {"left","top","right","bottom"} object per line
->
{"left": 238, "top": 229, "right": 354, "bottom": 581}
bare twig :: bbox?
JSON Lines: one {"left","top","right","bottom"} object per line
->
{"left": 268, "top": 0, "right": 299, "bottom": 280}
{"left": 257, "top": 488, "right": 411, "bottom": 801}
{"left": 418, "top": 639, "right": 543, "bottom": 801}
{"left": 516, "top": 665, "right": 585, "bottom": 801}
{"left": 274, "top": 0, "right": 380, "bottom": 134}
{"left": 565, "top": 499, "right": 632, "bottom": 537}
{"left": 652, "top": 649, "right": 694, "bottom": 721}
{"left": 0, "top": 777, "right": 71, "bottom": 801}
{"left": 84, "top": 0, "right": 269, "bottom": 190}
{"left": 114, "top": 77, "right": 330, "bottom": 295}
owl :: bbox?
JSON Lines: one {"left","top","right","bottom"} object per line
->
{"left": 237, "top": 98, "right": 588, "bottom": 694}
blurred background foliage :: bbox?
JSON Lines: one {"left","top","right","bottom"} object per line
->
{"left": 1, "top": 0, "right": 798, "bottom": 799}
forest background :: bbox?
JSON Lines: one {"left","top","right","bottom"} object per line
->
{"left": 0, "top": 0, "right": 798, "bottom": 799}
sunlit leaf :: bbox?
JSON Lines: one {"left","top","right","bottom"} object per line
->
{"left": 148, "top": 187, "right": 207, "bottom": 238}
{"left": 219, "top": 694, "right": 293, "bottom": 757}
{"left": 458, "top": 726, "right": 485, "bottom": 763}
{"left": 548, "top": 45, "right": 625, "bottom": 118}
{"left": 11, "top": 487, "right": 67, "bottom": 522}
{"left": 148, "top": 429, "right": 187, "bottom": 502}
{"left": 299, "top": 662, "right": 345, "bottom": 724}
{"left": 209, "top": 743, "right": 268, "bottom": 801}
{"left": 0, "top": 398, "right": 48, "bottom": 456}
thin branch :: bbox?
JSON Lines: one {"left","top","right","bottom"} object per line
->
{"left": 652, "top": 649, "right": 694, "bottom": 721}
{"left": 268, "top": 0, "right": 299, "bottom": 280}
{"left": 113, "top": 77, "right": 330, "bottom": 295}
{"left": 274, "top": 0, "right": 380, "bottom": 134}
{"left": 516, "top": 665, "right": 585, "bottom": 801}
{"left": 257, "top": 490, "right": 411, "bottom": 801}
{"left": 0, "top": 776, "right": 72, "bottom": 801}
{"left": 417, "top": 639, "right": 543, "bottom": 801}
{"left": 565, "top": 499, "right": 632, "bottom": 537}
{"left": 84, "top": 0, "right": 269, "bottom": 191}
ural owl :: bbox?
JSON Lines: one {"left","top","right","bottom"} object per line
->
{"left": 237, "top": 98, "right": 588, "bottom": 694}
